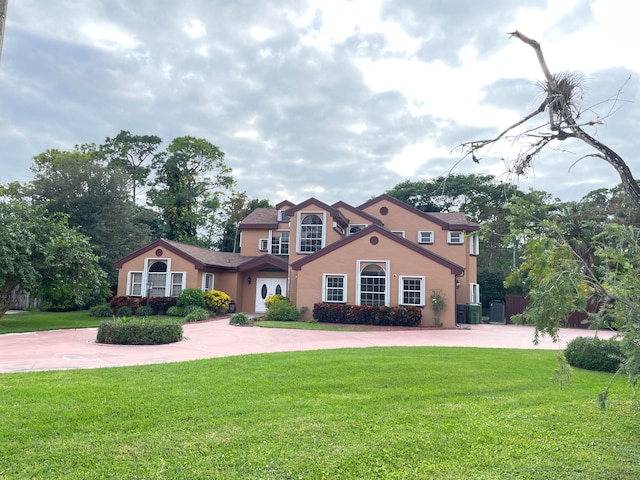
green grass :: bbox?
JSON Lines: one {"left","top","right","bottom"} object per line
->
{"left": 0, "top": 347, "right": 638, "bottom": 479}
{"left": 0, "top": 310, "right": 101, "bottom": 333}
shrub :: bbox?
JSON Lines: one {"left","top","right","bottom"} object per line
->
{"left": 265, "top": 294, "right": 292, "bottom": 309}
{"left": 312, "top": 303, "right": 422, "bottom": 327}
{"left": 117, "top": 306, "right": 133, "bottom": 317}
{"left": 176, "top": 289, "right": 206, "bottom": 310}
{"left": 96, "top": 317, "right": 183, "bottom": 345}
{"left": 264, "top": 301, "right": 299, "bottom": 322}
{"left": 148, "top": 296, "right": 177, "bottom": 315}
{"left": 230, "top": 312, "right": 251, "bottom": 325}
{"left": 135, "top": 305, "right": 153, "bottom": 317}
{"left": 565, "top": 336, "right": 622, "bottom": 373}
{"left": 166, "top": 306, "right": 184, "bottom": 317}
{"left": 204, "top": 290, "right": 231, "bottom": 313}
{"left": 89, "top": 304, "right": 113, "bottom": 318}
{"left": 184, "top": 307, "right": 210, "bottom": 323}
{"left": 109, "top": 296, "right": 177, "bottom": 315}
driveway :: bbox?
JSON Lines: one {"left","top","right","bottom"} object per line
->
{"left": 0, "top": 319, "right": 617, "bottom": 373}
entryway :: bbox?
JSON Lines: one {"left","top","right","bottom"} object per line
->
{"left": 254, "top": 278, "right": 287, "bottom": 313}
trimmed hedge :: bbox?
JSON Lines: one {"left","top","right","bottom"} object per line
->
{"left": 108, "top": 296, "right": 177, "bottom": 315}
{"left": 89, "top": 304, "right": 114, "bottom": 318}
{"left": 313, "top": 303, "right": 422, "bottom": 327}
{"left": 264, "top": 300, "right": 299, "bottom": 322}
{"left": 96, "top": 317, "right": 183, "bottom": 345}
{"left": 564, "top": 336, "right": 621, "bottom": 373}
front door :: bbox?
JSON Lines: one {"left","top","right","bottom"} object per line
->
{"left": 255, "top": 278, "right": 287, "bottom": 313}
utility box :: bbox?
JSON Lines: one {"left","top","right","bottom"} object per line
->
{"left": 489, "top": 300, "right": 505, "bottom": 324}
{"left": 468, "top": 303, "right": 482, "bottom": 324}
{"left": 456, "top": 304, "right": 468, "bottom": 324}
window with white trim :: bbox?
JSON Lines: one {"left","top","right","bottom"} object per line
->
{"left": 202, "top": 273, "right": 214, "bottom": 291}
{"left": 298, "top": 213, "right": 324, "bottom": 253}
{"left": 147, "top": 261, "right": 168, "bottom": 297}
{"left": 171, "top": 273, "right": 185, "bottom": 297}
{"left": 418, "top": 231, "right": 434, "bottom": 244}
{"left": 258, "top": 238, "right": 268, "bottom": 251}
{"left": 322, "top": 274, "right": 347, "bottom": 303}
{"left": 469, "top": 233, "right": 479, "bottom": 255}
{"left": 278, "top": 210, "right": 290, "bottom": 222}
{"left": 391, "top": 230, "right": 405, "bottom": 238}
{"left": 271, "top": 231, "right": 290, "bottom": 255}
{"left": 470, "top": 283, "right": 480, "bottom": 303}
{"left": 399, "top": 276, "right": 425, "bottom": 306}
{"left": 348, "top": 224, "right": 367, "bottom": 235}
{"left": 128, "top": 271, "right": 143, "bottom": 296}
{"left": 359, "top": 264, "right": 386, "bottom": 306}
{"left": 448, "top": 231, "right": 464, "bottom": 244}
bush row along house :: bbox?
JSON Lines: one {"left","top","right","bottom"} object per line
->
{"left": 114, "top": 194, "right": 480, "bottom": 327}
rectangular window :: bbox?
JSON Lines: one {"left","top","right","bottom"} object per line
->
{"left": 270, "top": 231, "right": 290, "bottom": 255}
{"left": 202, "top": 273, "right": 214, "bottom": 291}
{"left": 322, "top": 274, "right": 347, "bottom": 303}
{"left": 418, "top": 231, "right": 434, "bottom": 244}
{"left": 170, "top": 273, "right": 185, "bottom": 297}
{"left": 399, "top": 276, "right": 425, "bottom": 306}
{"left": 348, "top": 224, "right": 367, "bottom": 236}
{"left": 278, "top": 210, "right": 290, "bottom": 222}
{"left": 391, "top": 230, "right": 405, "bottom": 238}
{"left": 128, "top": 272, "right": 143, "bottom": 296}
{"left": 469, "top": 233, "right": 479, "bottom": 255}
{"left": 448, "top": 231, "right": 464, "bottom": 244}
{"left": 147, "top": 273, "right": 167, "bottom": 297}
{"left": 259, "top": 238, "right": 268, "bottom": 252}
{"left": 470, "top": 283, "right": 480, "bottom": 304}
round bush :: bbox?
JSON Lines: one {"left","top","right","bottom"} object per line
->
{"left": 184, "top": 307, "right": 210, "bottom": 323}
{"left": 117, "top": 306, "right": 133, "bottom": 317}
{"left": 89, "top": 304, "right": 113, "bottom": 318}
{"left": 230, "top": 312, "right": 250, "bottom": 325}
{"left": 96, "top": 317, "right": 183, "bottom": 345}
{"left": 264, "top": 301, "right": 299, "bottom": 322}
{"left": 204, "top": 290, "right": 231, "bottom": 313}
{"left": 166, "top": 306, "right": 184, "bottom": 317}
{"left": 135, "top": 305, "right": 153, "bottom": 317}
{"left": 564, "top": 336, "right": 621, "bottom": 373}
{"left": 176, "top": 288, "right": 206, "bottom": 310}
{"left": 264, "top": 294, "right": 291, "bottom": 309}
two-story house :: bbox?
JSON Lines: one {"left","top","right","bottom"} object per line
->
{"left": 113, "top": 194, "right": 480, "bottom": 327}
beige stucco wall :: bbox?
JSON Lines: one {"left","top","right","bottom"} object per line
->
{"left": 293, "top": 231, "right": 459, "bottom": 327}
{"left": 239, "top": 229, "right": 267, "bottom": 257}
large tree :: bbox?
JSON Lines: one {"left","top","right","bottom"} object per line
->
{"left": 148, "top": 136, "right": 234, "bottom": 244}
{"left": 215, "top": 193, "right": 273, "bottom": 252}
{"left": 0, "top": 184, "right": 107, "bottom": 316}
{"left": 100, "top": 130, "right": 162, "bottom": 203}
{"left": 29, "top": 145, "right": 153, "bottom": 283}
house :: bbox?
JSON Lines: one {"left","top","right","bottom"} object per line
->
{"left": 114, "top": 194, "right": 480, "bottom": 327}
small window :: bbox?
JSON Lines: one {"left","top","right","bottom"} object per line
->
{"left": 322, "top": 274, "right": 347, "bottom": 303}
{"left": 259, "top": 238, "right": 268, "bottom": 252}
{"left": 448, "top": 231, "right": 464, "bottom": 244}
{"left": 128, "top": 272, "right": 143, "bottom": 296}
{"left": 418, "top": 231, "right": 434, "bottom": 244}
{"left": 171, "top": 273, "right": 185, "bottom": 297}
{"left": 470, "top": 233, "right": 479, "bottom": 255}
{"left": 348, "top": 224, "right": 367, "bottom": 236}
{"left": 399, "top": 276, "right": 425, "bottom": 306}
{"left": 278, "top": 210, "right": 290, "bottom": 222}
{"left": 391, "top": 231, "right": 405, "bottom": 238}
{"left": 202, "top": 273, "right": 214, "bottom": 291}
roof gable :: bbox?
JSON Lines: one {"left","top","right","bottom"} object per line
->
{"left": 358, "top": 193, "right": 479, "bottom": 232}
{"left": 239, "top": 208, "right": 278, "bottom": 229}
{"left": 290, "top": 224, "right": 464, "bottom": 275}
{"left": 331, "top": 200, "right": 384, "bottom": 226}
{"left": 284, "top": 197, "right": 349, "bottom": 226}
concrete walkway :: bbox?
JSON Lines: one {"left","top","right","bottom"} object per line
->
{"left": 0, "top": 318, "right": 617, "bottom": 373}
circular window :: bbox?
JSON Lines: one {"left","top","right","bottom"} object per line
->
{"left": 155, "top": 248, "right": 163, "bottom": 256}
{"left": 370, "top": 236, "right": 379, "bottom": 245}
{"left": 379, "top": 206, "right": 389, "bottom": 215}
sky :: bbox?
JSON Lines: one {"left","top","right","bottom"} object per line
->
{"left": 1, "top": 0, "right": 639, "bottom": 207}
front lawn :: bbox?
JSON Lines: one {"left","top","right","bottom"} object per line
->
{"left": 0, "top": 310, "right": 100, "bottom": 333}
{"left": 0, "top": 347, "right": 637, "bottom": 479}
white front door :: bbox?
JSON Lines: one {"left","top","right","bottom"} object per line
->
{"left": 255, "top": 278, "right": 287, "bottom": 313}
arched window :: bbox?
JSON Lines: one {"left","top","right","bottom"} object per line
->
{"left": 360, "top": 264, "right": 386, "bottom": 306}
{"left": 147, "top": 261, "right": 167, "bottom": 297}
{"left": 299, "top": 214, "right": 323, "bottom": 253}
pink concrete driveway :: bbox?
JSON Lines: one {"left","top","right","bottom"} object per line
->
{"left": 0, "top": 319, "right": 617, "bottom": 373}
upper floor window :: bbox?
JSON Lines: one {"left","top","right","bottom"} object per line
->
{"left": 418, "top": 231, "right": 434, "bottom": 244}
{"left": 391, "top": 230, "right": 405, "bottom": 238}
{"left": 298, "top": 214, "right": 323, "bottom": 253}
{"left": 258, "top": 238, "right": 268, "bottom": 252}
{"left": 469, "top": 233, "right": 479, "bottom": 255}
{"left": 271, "top": 231, "right": 290, "bottom": 255}
{"left": 447, "top": 231, "right": 464, "bottom": 245}
{"left": 348, "top": 224, "right": 367, "bottom": 235}
{"left": 278, "top": 210, "right": 290, "bottom": 222}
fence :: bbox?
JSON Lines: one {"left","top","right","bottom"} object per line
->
{"left": 505, "top": 294, "right": 591, "bottom": 329}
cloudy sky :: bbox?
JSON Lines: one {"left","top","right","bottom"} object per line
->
{"left": 1, "top": 0, "right": 639, "bottom": 206}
